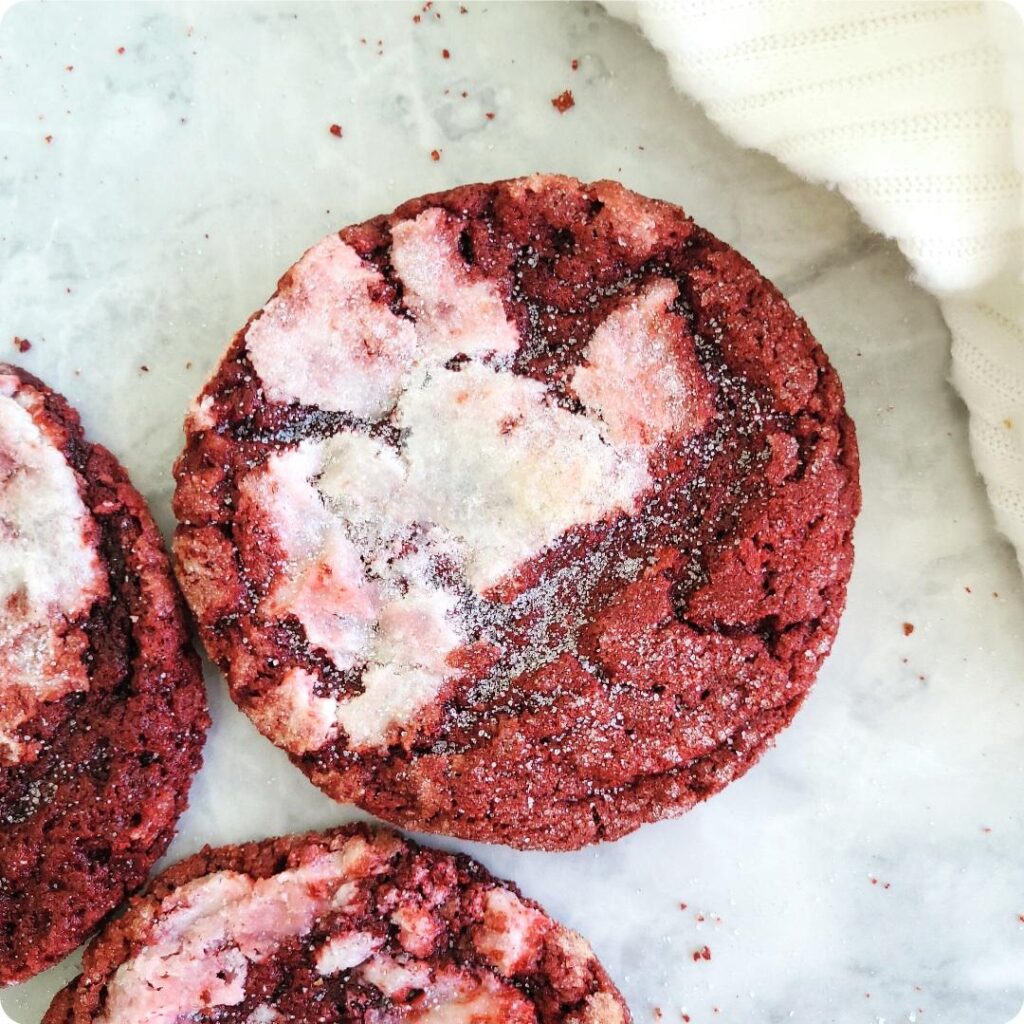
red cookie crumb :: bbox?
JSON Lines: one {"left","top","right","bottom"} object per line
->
{"left": 571, "top": 58, "right": 580, "bottom": 70}
{"left": 430, "top": 148, "right": 441, "bottom": 161}
{"left": 116, "top": 45, "right": 125, "bottom": 54}
{"left": 552, "top": 89, "right": 575, "bottom": 113}
{"left": 442, "top": 48, "right": 450, "bottom": 59}
{"left": 12, "top": 336, "right": 31, "bottom": 353}
{"left": 329, "top": 123, "right": 343, "bottom": 137}
{"left": 902, "top": 621, "right": 914, "bottom": 636}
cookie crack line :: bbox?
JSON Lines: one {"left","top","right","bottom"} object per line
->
{"left": 172, "top": 174, "right": 860, "bottom": 850}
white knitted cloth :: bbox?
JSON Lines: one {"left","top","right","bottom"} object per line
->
{"left": 611, "top": 0, "right": 1024, "bottom": 571}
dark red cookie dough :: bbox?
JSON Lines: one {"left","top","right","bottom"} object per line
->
{"left": 172, "top": 174, "right": 860, "bottom": 851}
{"left": 0, "top": 365, "right": 209, "bottom": 985}
{"left": 43, "top": 824, "right": 630, "bottom": 1024}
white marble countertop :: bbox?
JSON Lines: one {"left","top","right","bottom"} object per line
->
{"left": 2, "top": 3, "right": 1023, "bottom": 1022}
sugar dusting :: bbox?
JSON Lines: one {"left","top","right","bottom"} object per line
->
{"left": 0, "top": 374, "right": 106, "bottom": 763}
{"left": 571, "top": 278, "right": 713, "bottom": 447}
{"left": 239, "top": 203, "right": 712, "bottom": 756}
{"left": 245, "top": 235, "right": 418, "bottom": 420}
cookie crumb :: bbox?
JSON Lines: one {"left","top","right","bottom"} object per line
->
{"left": 116, "top": 45, "right": 125, "bottom": 55}
{"left": 329, "top": 123, "right": 343, "bottom": 137}
{"left": 13, "top": 336, "right": 31, "bottom": 353}
{"left": 902, "top": 622, "right": 914, "bottom": 636}
{"left": 430, "top": 149, "right": 441, "bottom": 161}
{"left": 551, "top": 89, "right": 575, "bottom": 113}
{"left": 442, "top": 48, "right": 450, "bottom": 59}
{"left": 571, "top": 58, "right": 579, "bottom": 70}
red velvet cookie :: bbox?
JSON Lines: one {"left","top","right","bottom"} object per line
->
{"left": 43, "top": 824, "right": 629, "bottom": 1024}
{"left": 0, "top": 365, "right": 209, "bottom": 984}
{"left": 173, "top": 174, "right": 860, "bottom": 851}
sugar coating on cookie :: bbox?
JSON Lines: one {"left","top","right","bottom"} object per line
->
{"left": 0, "top": 365, "right": 209, "bottom": 985}
{"left": 43, "top": 825, "right": 630, "bottom": 1024}
{"left": 173, "top": 175, "right": 860, "bottom": 850}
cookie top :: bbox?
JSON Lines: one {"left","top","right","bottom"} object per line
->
{"left": 43, "top": 824, "right": 630, "bottom": 1024}
{"left": 0, "top": 365, "right": 209, "bottom": 985}
{"left": 173, "top": 174, "right": 860, "bottom": 851}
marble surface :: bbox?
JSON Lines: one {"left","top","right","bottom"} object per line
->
{"left": 2, "top": 2, "right": 1024, "bottom": 1022}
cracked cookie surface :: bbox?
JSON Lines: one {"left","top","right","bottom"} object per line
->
{"left": 173, "top": 174, "right": 860, "bottom": 851}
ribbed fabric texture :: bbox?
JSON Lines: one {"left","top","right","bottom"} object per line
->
{"left": 612, "top": 0, "right": 1024, "bottom": 572}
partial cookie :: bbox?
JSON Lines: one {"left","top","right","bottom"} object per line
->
{"left": 173, "top": 174, "right": 860, "bottom": 851}
{"left": 43, "top": 824, "right": 629, "bottom": 1024}
{"left": 0, "top": 365, "right": 209, "bottom": 984}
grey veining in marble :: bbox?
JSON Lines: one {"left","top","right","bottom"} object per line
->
{"left": 2, "top": 3, "right": 1023, "bottom": 1023}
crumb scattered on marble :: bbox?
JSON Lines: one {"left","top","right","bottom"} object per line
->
{"left": 442, "top": 48, "right": 450, "bottom": 59}
{"left": 902, "top": 622, "right": 914, "bottom": 636}
{"left": 329, "top": 123, "right": 343, "bottom": 137}
{"left": 13, "top": 336, "right": 31, "bottom": 353}
{"left": 430, "top": 148, "right": 441, "bottom": 161}
{"left": 552, "top": 89, "right": 575, "bottom": 113}
{"left": 116, "top": 45, "right": 125, "bottom": 55}
{"left": 571, "top": 58, "right": 579, "bottom": 70}
{"left": 692, "top": 945, "right": 711, "bottom": 962}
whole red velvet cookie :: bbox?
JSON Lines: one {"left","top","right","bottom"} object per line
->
{"left": 0, "top": 365, "right": 209, "bottom": 985}
{"left": 173, "top": 174, "right": 860, "bottom": 851}
{"left": 43, "top": 824, "right": 629, "bottom": 1024}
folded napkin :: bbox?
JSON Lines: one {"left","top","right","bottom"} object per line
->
{"left": 611, "top": 0, "right": 1024, "bottom": 572}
